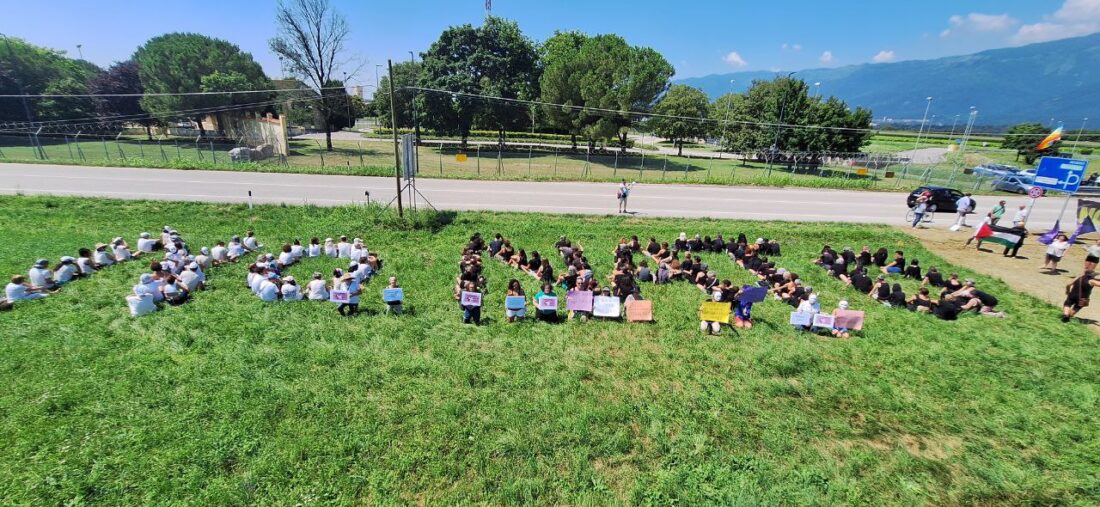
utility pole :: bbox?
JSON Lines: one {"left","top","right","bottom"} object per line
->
{"left": 76, "top": 44, "right": 83, "bottom": 59}
{"left": 718, "top": 79, "right": 734, "bottom": 160}
{"left": 388, "top": 59, "right": 403, "bottom": 218}
{"left": 1072, "top": 117, "right": 1089, "bottom": 155}
{"left": 408, "top": 51, "right": 420, "bottom": 144}
{"left": 766, "top": 72, "right": 796, "bottom": 176}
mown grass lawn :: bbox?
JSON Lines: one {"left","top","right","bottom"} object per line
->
{"left": 0, "top": 195, "right": 1097, "bottom": 505}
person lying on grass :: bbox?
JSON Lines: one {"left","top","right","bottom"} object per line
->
{"left": 948, "top": 280, "right": 1005, "bottom": 318}
{"left": 829, "top": 258, "right": 851, "bottom": 285}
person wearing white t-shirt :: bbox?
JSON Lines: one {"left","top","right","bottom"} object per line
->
{"left": 28, "top": 259, "right": 58, "bottom": 290}
{"left": 133, "top": 273, "right": 161, "bottom": 303}
{"left": 337, "top": 236, "right": 351, "bottom": 259}
{"left": 1043, "top": 234, "right": 1071, "bottom": 273}
{"left": 195, "top": 248, "right": 212, "bottom": 270}
{"left": 1012, "top": 205, "right": 1029, "bottom": 227}
{"left": 227, "top": 240, "right": 245, "bottom": 261}
{"left": 248, "top": 267, "right": 265, "bottom": 295}
{"left": 324, "top": 238, "right": 337, "bottom": 258}
{"left": 281, "top": 276, "right": 303, "bottom": 301}
{"left": 93, "top": 243, "right": 115, "bottom": 267}
{"left": 210, "top": 242, "right": 229, "bottom": 264}
{"left": 258, "top": 272, "right": 280, "bottom": 302}
{"left": 54, "top": 257, "right": 79, "bottom": 285}
{"left": 952, "top": 193, "right": 974, "bottom": 229}
{"left": 243, "top": 231, "right": 261, "bottom": 252}
{"left": 349, "top": 239, "right": 366, "bottom": 263}
{"left": 160, "top": 226, "right": 173, "bottom": 247}
{"left": 307, "top": 238, "right": 322, "bottom": 258}
{"left": 126, "top": 285, "right": 157, "bottom": 317}
{"left": 290, "top": 239, "right": 305, "bottom": 260}
{"left": 305, "top": 272, "right": 329, "bottom": 301}
{"left": 6, "top": 275, "right": 48, "bottom": 302}
{"left": 76, "top": 248, "right": 98, "bottom": 275}
{"left": 137, "top": 232, "right": 157, "bottom": 254}
{"left": 278, "top": 244, "right": 295, "bottom": 268}
{"left": 179, "top": 264, "right": 203, "bottom": 292}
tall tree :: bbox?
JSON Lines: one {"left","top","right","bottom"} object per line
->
{"left": 1001, "top": 122, "right": 1057, "bottom": 164}
{"left": 88, "top": 60, "right": 155, "bottom": 139}
{"left": 0, "top": 36, "right": 100, "bottom": 124}
{"left": 538, "top": 31, "right": 590, "bottom": 149}
{"left": 417, "top": 17, "right": 539, "bottom": 148}
{"left": 372, "top": 61, "right": 421, "bottom": 130}
{"left": 133, "top": 33, "right": 269, "bottom": 136}
{"left": 648, "top": 85, "right": 709, "bottom": 156}
{"left": 270, "top": 0, "right": 355, "bottom": 151}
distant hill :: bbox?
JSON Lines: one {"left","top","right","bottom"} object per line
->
{"left": 676, "top": 33, "right": 1100, "bottom": 127}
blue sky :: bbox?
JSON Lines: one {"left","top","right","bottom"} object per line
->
{"left": 3, "top": 0, "right": 1098, "bottom": 90}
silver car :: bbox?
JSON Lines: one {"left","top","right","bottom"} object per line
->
{"left": 992, "top": 174, "right": 1035, "bottom": 194}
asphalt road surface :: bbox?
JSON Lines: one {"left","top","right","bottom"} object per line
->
{"left": 0, "top": 163, "right": 1074, "bottom": 226}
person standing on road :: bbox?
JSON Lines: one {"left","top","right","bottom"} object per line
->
{"left": 911, "top": 197, "right": 929, "bottom": 228}
{"left": 991, "top": 200, "right": 1007, "bottom": 225}
{"left": 952, "top": 193, "right": 974, "bottom": 229}
{"left": 1012, "top": 205, "right": 1029, "bottom": 227}
{"left": 617, "top": 180, "right": 634, "bottom": 214}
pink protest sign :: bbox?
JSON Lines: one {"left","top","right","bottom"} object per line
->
{"left": 537, "top": 296, "right": 559, "bottom": 311}
{"left": 460, "top": 290, "right": 482, "bottom": 307}
{"left": 833, "top": 310, "right": 865, "bottom": 330}
{"left": 566, "top": 290, "right": 593, "bottom": 311}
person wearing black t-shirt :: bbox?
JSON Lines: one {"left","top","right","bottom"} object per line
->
{"left": 850, "top": 269, "right": 873, "bottom": 294}
{"left": 923, "top": 267, "right": 944, "bottom": 287}
{"left": 904, "top": 260, "right": 922, "bottom": 280}
{"left": 872, "top": 248, "right": 889, "bottom": 267}
{"left": 888, "top": 283, "right": 907, "bottom": 307}
{"left": 712, "top": 234, "right": 726, "bottom": 253}
{"left": 934, "top": 297, "right": 962, "bottom": 320}
{"left": 646, "top": 238, "right": 660, "bottom": 256}
{"left": 908, "top": 287, "right": 934, "bottom": 313}
{"left": 841, "top": 247, "right": 857, "bottom": 266}
{"left": 881, "top": 251, "right": 906, "bottom": 275}
{"left": 857, "top": 246, "right": 872, "bottom": 269}
{"left": 1064, "top": 270, "right": 1100, "bottom": 321}
{"left": 488, "top": 234, "right": 504, "bottom": 257}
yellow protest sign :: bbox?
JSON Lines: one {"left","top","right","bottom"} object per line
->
{"left": 456, "top": 153, "right": 468, "bottom": 162}
{"left": 700, "top": 301, "right": 731, "bottom": 323}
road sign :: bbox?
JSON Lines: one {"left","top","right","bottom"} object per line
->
{"left": 1028, "top": 186, "right": 1045, "bottom": 199}
{"left": 1034, "top": 157, "right": 1089, "bottom": 193}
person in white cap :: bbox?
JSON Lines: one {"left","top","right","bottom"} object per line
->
{"left": 195, "top": 248, "right": 212, "bottom": 270}
{"left": 28, "top": 259, "right": 58, "bottom": 291}
{"left": 243, "top": 230, "right": 261, "bottom": 252}
{"left": 179, "top": 263, "right": 203, "bottom": 292}
{"left": 134, "top": 273, "right": 162, "bottom": 302}
{"left": 323, "top": 238, "right": 337, "bottom": 258}
{"left": 831, "top": 300, "right": 852, "bottom": 338}
{"left": 6, "top": 275, "right": 48, "bottom": 303}
{"left": 797, "top": 293, "right": 820, "bottom": 314}
{"left": 349, "top": 238, "right": 366, "bottom": 263}
{"left": 54, "top": 257, "right": 79, "bottom": 285}
{"left": 160, "top": 226, "right": 173, "bottom": 247}
{"left": 111, "top": 237, "right": 133, "bottom": 262}
{"left": 210, "top": 241, "right": 229, "bottom": 265}
{"left": 336, "top": 236, "right": 351, "bottom": 259}
{"left": 126, "top": 285, "right": 157, "bottom": 317}
{"left": 93, "top": 243, "right": 116, "bottom": 267}
{"left": 304, "top": 272, "right": 329, "bottom": 301}
{"left": 257, "top": 272, "right": 280, "bottom": 302}
{"left": 281, "top": 276, "right": 303, "bottom": 301}
{"left": 137, "top": 232, "right": 158, "bottom": 254}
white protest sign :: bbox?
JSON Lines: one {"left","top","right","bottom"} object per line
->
{"left": 592, "top": 296, "right": 621, "bottom": 317}
{"left": 789, "top": 312, "right": 813, "bottom": 327}
{"left": 537, "top": 296, "right": 558, "bottom": 311}
{"left": 812, "top": 313, "right": 835, "bottom": 329}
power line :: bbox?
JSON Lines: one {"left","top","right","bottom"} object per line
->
{"left": 0, "top": 84, "right": 374, "bottom": 99}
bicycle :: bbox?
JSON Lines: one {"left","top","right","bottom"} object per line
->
{"left": 905, "top": 204, "right": 936, "bottom": 225}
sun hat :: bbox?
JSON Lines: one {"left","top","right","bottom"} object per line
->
{"left": 139, "top": 273, "right": 153, "bottom": 284}
{"left": 60, "top": 256, "right": 74, "bottom": 263}
{"left": 34, "top": 259, "right": 48, "bottom": 268}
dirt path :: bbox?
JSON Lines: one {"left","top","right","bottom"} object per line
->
{"left": 904, "top": 225, "right": 1100, "bottom": 330}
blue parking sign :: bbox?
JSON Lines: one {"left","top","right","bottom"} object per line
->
{"left": 1034, "top": 157, "right": 1089, "bottom": 193}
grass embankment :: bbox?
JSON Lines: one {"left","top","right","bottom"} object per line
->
{"left": 1, "top": 195, "right": 1097, "bottom": 504}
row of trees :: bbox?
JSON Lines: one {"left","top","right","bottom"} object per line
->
{"left": 372, "top": 19, "right": 872, "bottom": 155}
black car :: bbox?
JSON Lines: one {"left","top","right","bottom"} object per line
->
{"left": 906, "top": 186, "right": 973, "bottom": 213}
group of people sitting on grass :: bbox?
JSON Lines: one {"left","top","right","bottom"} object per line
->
{"left": 814, "top": 245, "right": 1005, "bottom": 320}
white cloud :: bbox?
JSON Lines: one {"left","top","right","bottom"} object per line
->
{"left": 871, "top": 50, "right": 896, "bottom": 63}
{"left": 780, "top": 43, "right": 802, "bottom": 51}
{"left": 940, "top": 12, "right": 1018, "bottom": 37}
{"left": 819, "top": 50, "right": 834, "bottom": 64}
{"left": 723, "top": 51, "right": 747, "bottom": 67}
{"left": 792, "top": 43, "right": 802, "bottom": 51}
{"left": 1012, "top": 0, "right": 1100, "bottom": 44}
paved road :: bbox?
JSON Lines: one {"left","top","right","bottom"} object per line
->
{"left": 0, "top": 163, "right": 1073, "bottom": 226}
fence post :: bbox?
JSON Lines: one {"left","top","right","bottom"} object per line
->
{"left": 116, "top": 140, "right": 125, "bottom": 160}
{"left": 357, "top": 141, "right": 364, "bottom": 167}
{"left": 210, "top": 141, "right": 216, "bottom": 163}
{"left": 639, "top": 150, "right": 645, "bottom": 175}
{"left": 527, "top": 144, "right": 533, "bottom": 177}
{"left": 102, "top": 139, "right": 111, "bottom": 161}
{"left": 613, "top": 150, "right": 619, "bottom": 176}
{"left": 138, "top": 140, "right": 145, "bottom": 159}
{"left": 553, "top": 147, "right": 559, "bottom": 178}
{"left": 158, "top": 140, "right": 167, "bottom": 162}
{"left": 497, "top": 142, "right": 503, "bottom": 176}
{"left": 438, "top": 142, "right": 443, "bottom": 175}
{"left": 476, "top": 144, "right": 481, "bottom": 175}
{"left": 584, "top": 146, "right": 591, "bottom": 178}
{"left": 65, "top": 136, "right": 74, "bottom": 160}
{"left": 74, "top": 132, "right": 85, "bottom": 162}
{"left": 661, "top": 154, "right": 668, "bottom": 181}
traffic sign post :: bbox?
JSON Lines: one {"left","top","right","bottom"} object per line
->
{"left": 1033, "top": 157, "right": 1090, "bottom": 229}
{"left": 1027, "top": 186, "right": 1044, "bottom": 199}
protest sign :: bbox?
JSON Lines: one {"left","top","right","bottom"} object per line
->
{"left": 812, "top": 313, "right": 835, "bottom": 329}
{"left": 566, "top": 290, "right": 594, "bottom": 311}
{"left": 329, "top": 290, "right": 350, "bottom": 303}
{"left": 537, "top": 296, "right": 559, "bottom": 311}
{"left": 833, "top": 310, "right": 865, "bottom": 330}
{"left": 505, "top": 296, "right": 526, "bottom": 310}
{"left": 625, "top": 300, "right": 653, "bottom": 322}
{"left": 740, "top": 286, "right": 768, "bottom": 303}
{"left": 789, "top": 311, "right": 813, "bottom": 327}
{"left": 382, "top": 288, "right": 404, "bottom": 302}
{"left": 592, "top": 296, "right": 621, "bottom": 317}
{"left": 460, "top": 291, "right": 482, "bottom": 307}
{"left": 700, "top": 301, "right": 731, "bottom": 323}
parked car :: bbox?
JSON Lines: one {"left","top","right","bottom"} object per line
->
{"left": 906, "top": 186, "right": 972, "bottom": 213}
{"left": 972, "top": 164, "right": 1020, "bottom": 178}
{"left": 992, "top": 174, "right": 1035, "bottom": 194}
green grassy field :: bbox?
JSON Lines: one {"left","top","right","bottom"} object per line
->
{"left": 1, "top": 195, "right": 1097, "bottom": 504}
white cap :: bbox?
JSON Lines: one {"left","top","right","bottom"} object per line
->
{"left": 134, "top": 285, "right": 151, "bottom": 296}
{"left": 201, "top": 247, "right": 210, "bottom": 255}
{"left": 808, "top": 294, "right": 818, "bottom": 303}
{"left": 140, "top": 232, "right": 150, "bottom": 238}
{"left": 187, "top": 262, "right": 199, "bottom": 270}
{"left": 839, "top": 300, "right": 849, "bottom": 310}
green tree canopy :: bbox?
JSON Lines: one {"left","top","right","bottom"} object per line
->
{"left": 133, "top": 33, "right": 270, "bottom": 135}
{"left": 0, "top": 36, "right": 100, "bottom": 124}
{"left": 1001, "top": 122, "right": 1058, "bottom": 164}
{"left": 373, "top": 61, "right": 421, "bottom": 130}
{"left": 417, "top": 16, "right": 540, "bottom": 147}
{"left": 648, "top": 85, "right": 709, "bottom": 156}
{"left": 88, "top": 60, "right": 155, "bottom": 138}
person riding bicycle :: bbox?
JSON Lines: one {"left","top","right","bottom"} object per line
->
{"left": 910, "top": 193, "right": 931, "bottom": 228}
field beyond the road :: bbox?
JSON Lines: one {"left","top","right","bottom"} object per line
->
{"left": 0, "top": 196, "right": 1097, "bottom": 504}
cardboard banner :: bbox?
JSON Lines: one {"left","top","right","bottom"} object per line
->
{"left": 537, "top": 296, "right": 559, "bottom": 311}
{"left": 1078, "top": 199, "right": 1100, "bottom": 224}
{"left": 833, "top": 309, "right": 865, "bottom": 330}
{"left": 592, "top": 296, "right": 621, "bottom": 317}
{"left": 382, "top": 288, "right": 404, "bottom": 302}
{"left": 625, "top": 300, "right": 653, "bottom": 322}
{"left": 812, "top": 313, "right": 835, "bottom": 329}
{"left": 566, "top": 290, "right": 594, "bottom": 311}
{"left": 329, "top": 290, "right": 350, "bottom": 303}
{"left": 740, "top": 286, "right": 768, "bottom": 303}
{"left": 789, "top": 311, "right": 813, "bottom": 327}
{"left": 505, "top": 295, "right": 526, "bottom": 310}
{"left": 460, "top": 290, "right": 482, "bottom": 307}
{"left": 700, "top": 301, "right": 731, "bottom": 323}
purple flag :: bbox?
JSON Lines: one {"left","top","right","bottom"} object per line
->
{"left": 740, "top": 285, "right": 768, "bottom": 303}
{"left": 1069, "top": 216, "right": 1097, "bottom": 243}
{"left": 1037, "top": 221, "right": 1060, "bottom": 245}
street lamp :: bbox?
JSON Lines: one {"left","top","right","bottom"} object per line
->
{"left": 1072, "top": 117, "right": 1089, "bottom": 155}
{"left": 902, "top": 96, "right": 933, "bottom": 178}
{"left": 948, "top": 114, "right": 960, "bottom": 140}
{"left": 813, "top": 82, "right": 821, "bottom": 98}
{"left": 76, "top": 44, "right": 83, "bottom": 60}
{"left": 718, "top": 79, "right": 734, "bottom": 160}
{"left": 342, "top": 71, "right": 353, "bottom": 128}
{"left": 767, "top": 71, "right": 796, "bottom": 176}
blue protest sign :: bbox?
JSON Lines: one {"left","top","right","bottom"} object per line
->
{"left": 382, "top": 288, "right": 404, "bottom": 302}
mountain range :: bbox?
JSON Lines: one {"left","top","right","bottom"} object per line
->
{"left": 675, "top": 33, "right": 1100, "bottom": 127}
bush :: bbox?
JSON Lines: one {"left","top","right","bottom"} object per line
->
{"left": 1080, "top": 147, "right": 1094, "bottom": 155}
